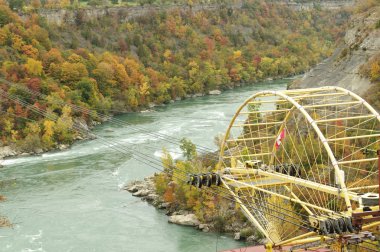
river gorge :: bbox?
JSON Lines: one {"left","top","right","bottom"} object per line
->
{"left": 0, "top": 79, "right": 288, "bottom": 252}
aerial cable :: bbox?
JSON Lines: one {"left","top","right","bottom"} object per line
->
{"left": 0, "top": 90, "right": 350, "bottom": 224}
{"left": 0, "top": 78, "right": 224, "bottom": 164}
{"left": 0, "top": 97, "right": 312, "bottom": 232}
{"left": 0, "top": 90, "right": 339, "bottom": 227}
{"left": 0, "top": 91, "right": 317, "bottom": 231}
{"left": 1, "top": 77, "right": 309, "bottom": 172}
{"left": 4, "top": 87, "right": 356, "bottom": 235}
{"left": 0, "top": 78, "right": 217, "bottom": 152}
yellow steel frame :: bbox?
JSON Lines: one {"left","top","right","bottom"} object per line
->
{"left": 225, "top": 168, "right": 359, "bottom": 201}
{"left": 218, "top": 86, "right": 380, "bottom": 248}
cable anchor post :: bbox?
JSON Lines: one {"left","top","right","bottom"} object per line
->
{"left": 265, "top": 243, "right": 273, "bottom": 252}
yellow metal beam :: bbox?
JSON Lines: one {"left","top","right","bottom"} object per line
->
{"left": 337, "top": 157, "right": 378, "bottom": 165}
{"left": 239, "top": 108, "right": 290, "bottom": 114}
{"left": 226, "top": 136, "right": 275, "bottom": 142}
{"left": 348, "top": 185, "right": 379, "bottom": 191}
{"left": 280, "top": 236, "right": 331, "bottom": 246}
{"left": 223, "top": 153, "right": 272, "bottom": 159}
{"left": 315, "top": 115, "right": 375, "bottom": 123}
{"left": 292, "top": 92, "right": 347, "bottom": 99}
{"left": 302, "top": 101, "right": 361, "bottom": 109}
{"left": 225, "top": 168, "right": 359, "bottom": 201}
{"left": 274, "top": 231, "right": 317, "bottom": 246}
{"left": 282, "top": 86, "right": 340, "bottom": 94}
{"left": 223, "top": 176, "right": 337, "bottom": 214}
{"left": 226, "top": 179, "right": 289, "bottom": 188}
{"left": 327, "top": 134, "right": 380, "bottom": 142}
{"left": 232, "top": 121, "right": 283, "bottom": 127}
{"left": 362, "top": 221, "right": 380, "bottom": 230}
{"left": 248, "top": 99, "right": 298, "bottom": 105}
{"left": 259, "top": 169, "right": 359, "bottom": 201}
{"left": 284, "top": 185, "right": 313, "bottom": 215}
{"left": 221, "top": 179, "right": 273, "bottom": 243}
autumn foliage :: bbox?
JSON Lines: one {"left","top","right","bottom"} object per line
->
{"left": 0, "top": 1, "right": 350, "bottom": 152}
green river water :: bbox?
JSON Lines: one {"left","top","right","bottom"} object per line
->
{"left": 0, "top": 79, "right": 289, "bottom": 252}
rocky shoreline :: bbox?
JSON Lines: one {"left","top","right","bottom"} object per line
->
{"left": 0, "top": 80, "right": 284, "bottom": 164}
{"left": 124, "top": 175, "right": 266, "bottom": 243}
{"left": 0, "top": 134, "right": 94, "bottom": 166}
{"left": 0, "top": 115, "right": 107, "bottom": 163}
{"left": 0, "top": 89, "right": 224, "bottom": 164}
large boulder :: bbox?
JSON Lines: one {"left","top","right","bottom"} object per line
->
{"left": 198, "top": 224, "right": 210, "bottom": 233}
{"left": 246, "top": 235, "right": 258, "bottom": 243}
{"left": 208, "top": 90, "right": 222, "bottom": 95}
{"left": 132, "top": 189, "right": 150, "bottom": 197}
{"left": 144, "top": 193, "right": 159, "bottom": 202}
{"left": 234, "top": 232, "right": 241, "bottom": 240}
{"left": 0, "top": 146, "right": 17, "bottom": 159}
{"left": 125, "top": 184, "right": 144, "bottom": 193}
{"left": 168, "top": 214, "right": 200, "bottom": 227}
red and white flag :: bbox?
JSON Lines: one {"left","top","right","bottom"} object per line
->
{"left": 275, "top": 129, "right": 285, "bottom": 149}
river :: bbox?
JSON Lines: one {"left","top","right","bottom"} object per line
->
{"left": 0, "top": 79, "right": 288, "bottom": 252}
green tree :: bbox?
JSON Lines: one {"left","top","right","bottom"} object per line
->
{"left": 8, "top": 0, "right": 24, "bottom": 10}
{"left": 0, "top": 5, "right": 15, "bottom": 27}
{"left": 180, "top": 138, "right": 197, "bottom": 161}
{"left": 75, "top": 78, "right": 100, "bottom": 106}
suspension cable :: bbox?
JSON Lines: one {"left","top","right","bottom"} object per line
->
{"left": 0, "top": 89, "right": 317, "bottom": 231}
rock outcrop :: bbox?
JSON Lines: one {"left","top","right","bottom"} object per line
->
{"left": 208, "top": 90, "right": 222, "bottom": 95}
{"left": 168, "top": 214, "right": 200, "bottom": 227}
{"left": 23, "top": 3, "right": 242, "bottom": 26}
{"left": 125, "top": 175, "right": 259, "bottom": 242}
{"left": 291, "top": 6, "right": 380, "bottom": 96}
{"left": 124, "top": 176, "right": 162, "bottom": 207}
{"left": 20, "top": 1, "right": 355, "bottom": 27}
{"left": 0, "top": 146, "right": 18, "bottom": 159}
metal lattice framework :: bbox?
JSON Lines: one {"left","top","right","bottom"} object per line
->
{"left": 217, "top": 86, "right": 380, "bottom": 247}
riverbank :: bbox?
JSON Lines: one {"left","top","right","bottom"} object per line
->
{"left": 0, "top": 79, "right": 289, "bottom": 251}
{"left": 124, "top": 175, "right": 266, "bottom": 244}
{"left": 0, "top": 87, "right": 227, "bottom": 162}
{"left": 0, "top": 80, "right": 270, "bottom": 163}
{"left": 1, "top": 74, "right": 296, "bottom": 163}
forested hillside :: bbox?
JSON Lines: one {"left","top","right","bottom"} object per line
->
{"left": 0, "top": 0, "right": 350, "bottom": 154}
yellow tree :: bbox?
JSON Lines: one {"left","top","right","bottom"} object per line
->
{"left": 43, "top": 48, "right": 64, "bottom": 69}
{"left": 124, "top": 58, "right": 142, "bottom": 85}
{"left": 233, "top": 50, "right": 242, "bottom": 60}
{"left": 114, "top": 63, "right": 131, "bottom": 89}
{"left": 60, "top": 62, "right": 88, "bottom": 84}
{"left": 54, "top": 106, "right": 73, "bottom": 143}
{"left": 42, "top": 120, "right": 55, "bottom": 148}
{"left": 60, "top": 0, "right": 70, "bottom": 8}
{"left": 139, "top": 76, "right": 150, "bottom": 104}
{"left": 31, "top": 0, "right": 41, "bottom": 9}
{"left": 370, "top": 62, "right": 380, "bottom": 81}
{"left": 25, "top": 58, "right": 43, "bottom": 76}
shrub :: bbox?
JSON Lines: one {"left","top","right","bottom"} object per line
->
{"left": 240, "top": 227, "right": 255, "bottom": 238}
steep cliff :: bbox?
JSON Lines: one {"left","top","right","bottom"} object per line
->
{"left": 291, "top": 5, "right": 380, "bottom": 96}
{"left": 20, "top": 1, "right": 355, "bottom": 26}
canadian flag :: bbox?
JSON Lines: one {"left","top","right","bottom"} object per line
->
{"left": 275, "top": 129, "right": 285, "bottom": 149}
